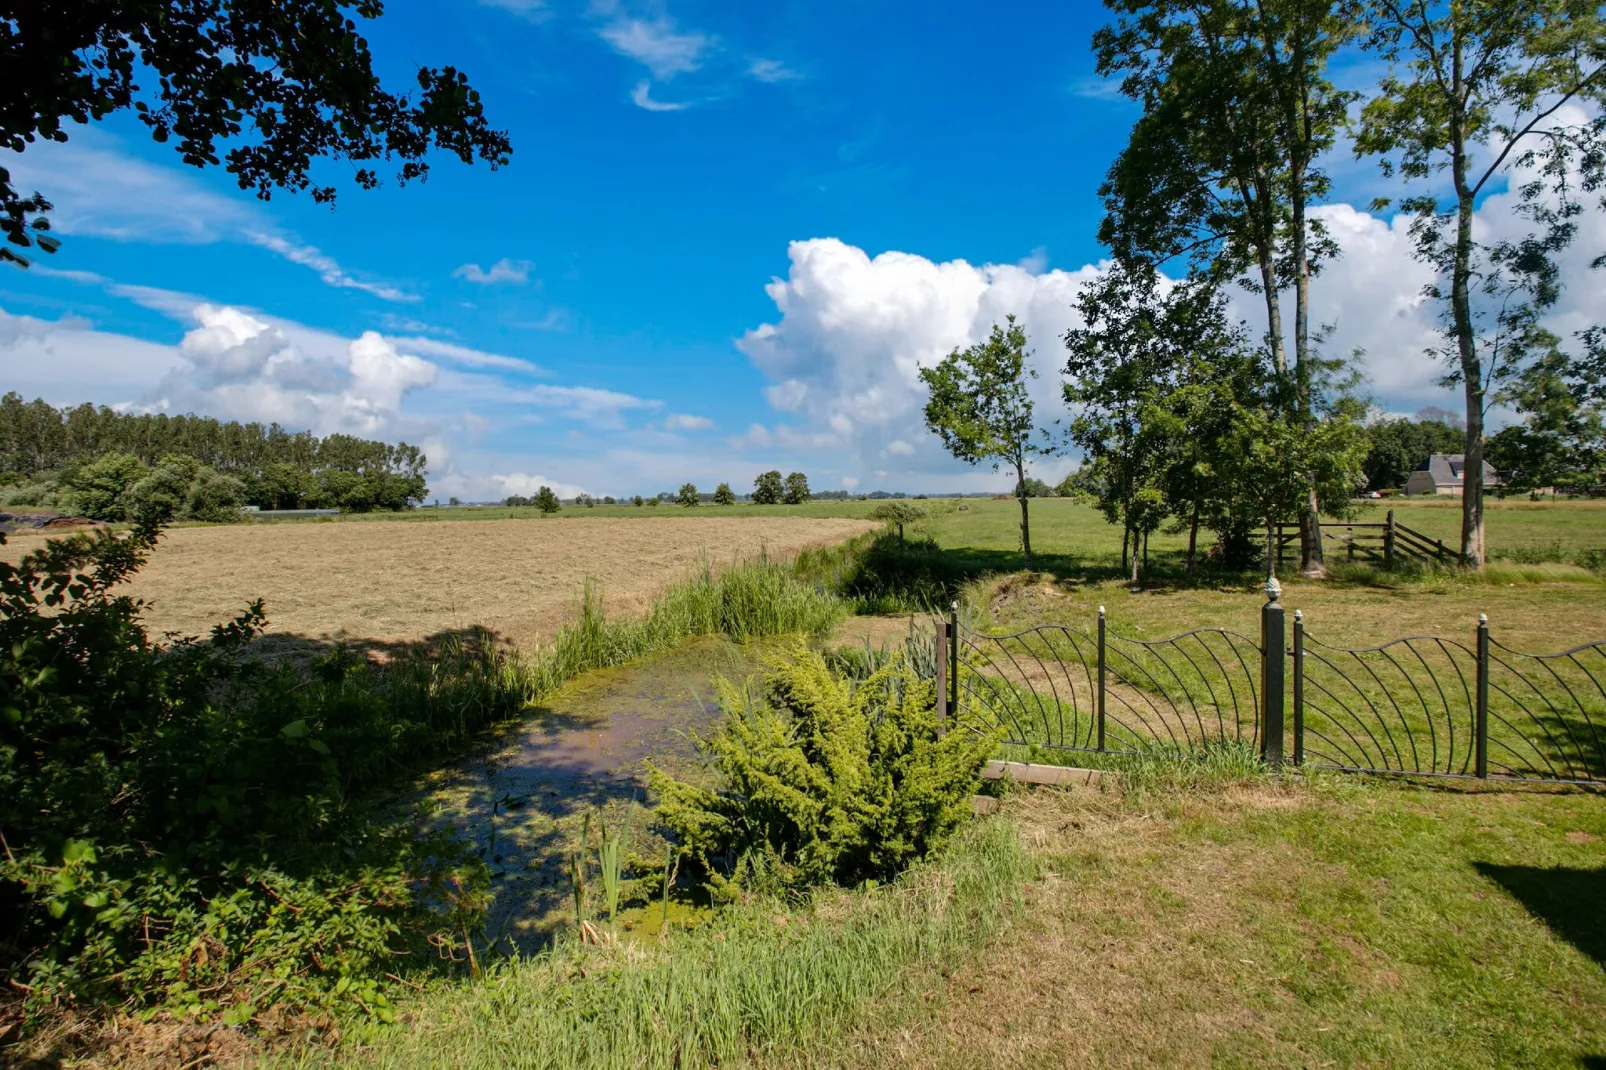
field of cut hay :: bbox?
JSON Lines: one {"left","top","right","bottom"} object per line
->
{"left": 5, "top": 515, "right": 875, "bottom": 649}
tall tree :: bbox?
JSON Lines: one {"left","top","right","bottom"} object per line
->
{"left": 1095, "top": 0, "right": 1358, "bottom": 576}
{"left": 752, "top": 470, "right": 784, "bottom": 505}
{"left": 782, "top": 472, "right": 812, "bottom": 504}
{"left": 921, "top": 316, "right": 1053, "bottom": 568}
{"left": 3, "top": 1, "right": 512, "bottom": 266}
{"left": 1355, "top": 0, "right": 1606, "bottom": 566}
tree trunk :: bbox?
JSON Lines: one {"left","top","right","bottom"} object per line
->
{"left": 1265, "top": 519, "right": 1277, "bottom": 580}
{"left": 1122, "top": 519, "right": 1131, "bottom": 576}
{"left": 1130, "top": 531, "right": 1141, "bottom": 586}
{"left": 1187, "top": 497, "right": 1201, "bottom": 573}
{"left": 1448, "top": 47, "right": 1485, "bottom": 569}
{"left": 1015, "top": 459, "right": 1033, "bottom": 569}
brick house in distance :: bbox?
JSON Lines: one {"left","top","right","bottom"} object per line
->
{"left": 1403, "top": 454, "right": 1503, "bottom": 496}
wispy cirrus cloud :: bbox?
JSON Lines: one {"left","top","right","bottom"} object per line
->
{"left": 630, "top": 82, "right": 691, "bottom": 112}
{"left": 453, "top": 258, "right": 534, "bottom": 285}
{"left": 4, "top": 131, "right": 416, "bottom": 301}
{"left": 476, "top": 0, "right": 551, "bottom": 21}
{"left": 747, "top": 58, "right": 803, "bottom": 83}
{"left": 598, "top": 15, "right": 711, "bottom": 79}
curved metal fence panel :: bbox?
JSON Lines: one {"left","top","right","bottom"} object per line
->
{"left": 946, "top": 598, "right": 1605, "bottom": 786}
{"left": 955, "top": 615, "right": 1261, "bottom": 759}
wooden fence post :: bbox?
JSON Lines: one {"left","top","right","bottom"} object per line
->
{"left": 935, "top": 617, "right": 948, "bottom": 729}
{"left": 1261, "top": 578, "right": 1285, "bottom": 770}
{"left": 1384, "top": 509, "right": 1396, "bottom": 568}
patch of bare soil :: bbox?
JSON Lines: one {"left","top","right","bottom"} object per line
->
{"left": 2, "top": 515, "right": 875, "bottom": 650}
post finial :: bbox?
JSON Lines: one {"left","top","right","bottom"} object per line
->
{"left": 1479, "top": 612, "right": 1488, "bottom": 624}
{"left": 1098, "top": 605, "right": 1106, "bottom": 617}
{"left": 1294, "top": 609, "right": 1303, "bottom": 622}
{"left": 1264, "top": 576, "right": 1282, "bottom": 603}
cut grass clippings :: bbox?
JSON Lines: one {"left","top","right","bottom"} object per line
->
{"left": 281, "top": 816, "right": 1038, "bottom": 1070}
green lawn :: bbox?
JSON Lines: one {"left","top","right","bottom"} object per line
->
{"left": 793, "top": 778, "right": 1606, "bottom": 1070}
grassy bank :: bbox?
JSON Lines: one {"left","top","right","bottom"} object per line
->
{"left": 284, "top": 817, "right": 1037, "bottom": 1070}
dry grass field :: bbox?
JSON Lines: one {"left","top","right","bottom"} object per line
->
{"left": 3, "top": 515, "right": 875, "bottom": 650}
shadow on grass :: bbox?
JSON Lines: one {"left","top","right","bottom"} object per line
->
{"left": 1474, "top": 862, "right": 1606, "bottom": 969}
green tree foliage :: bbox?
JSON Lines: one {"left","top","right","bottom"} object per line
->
{"left": 1016, "top": 477, "right": 1054, "bottom": 498}
{"left": 632, "top": 495, "right": 644, "bottom": 507}
{"left": 713, "top": 482, "right": 736, "bottom": 505}
{"left": 1354, "top": 0, "right": 1606, "bottom": 565}
{"left": 783, "top": 472, "right": 811, "bottom": 505}
{"left": 3, "top": 1, "right": 511, "bottom": 267}
{"left": 752, "top": 470, "right": 784, "bottom": 504}
{"left": 1485, "top": 352, "right": 1606, "bottom": 494}
{"left": 648, "top": 647, "right": 996, "bottom": 901}
{"left": 1361, "top": 415, "right": 1465, "bottom": 489}
{"left": 678, "top": 482, "right": 700, "bottom": 507}
{"left": 0, "top": 524, "right": 495, "bottom": 1017}
{"left": 920, "top": 316, "right": 1053, "bottom": 567}
{"left": 1066, "top": 261, "right": 1367, "bottom": 581}
{"left": 1095, "top": 0, "right": 1360, "bottom": 576}
{"left": 534, "top": 486, "right": 561, "bottom": 514}
{"left": 0, "top": 395, "right": 428, "bottom": 512}
{"left": 869, "top": 501, "right": 926, "bottom": 545}
{"left": 62, "top": 452, "right": 147, "bottom": 521}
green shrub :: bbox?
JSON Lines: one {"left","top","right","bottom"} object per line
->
{"left": 650, "top": 646, "right": 996, "bottom": 901}
{"left": 0, "top": 524, "right": 503, "bottom": 1021}
{"left": 63, "top": 452, "right": 147, "bottom": 520}
{"left": 712, "top": 482, "right": 735, "bottom": 506}
{"left": 678, "top": 482, "right": 699, "bottom": 507}
{"left": 184, "top": 467, "right": 246, "bottom": 522}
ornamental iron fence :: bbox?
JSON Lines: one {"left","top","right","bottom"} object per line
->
{"left": 937, "top": 581, "right": 1605, "bottom": 786}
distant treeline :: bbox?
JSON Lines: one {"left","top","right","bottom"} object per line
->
{"left": 0, "top": 393, "right": 428, "bottom": 515}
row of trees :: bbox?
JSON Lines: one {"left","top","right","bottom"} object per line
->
{"left": 0, "top": 395, "right": 430, "bottom": 512}
{"left": 923, "top": 0, "right": 1606, "bottom": 575}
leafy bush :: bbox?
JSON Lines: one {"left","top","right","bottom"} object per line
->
{"left": 650, "top": 647, "right": 995, "bottom": 901}
{"left": 713, "top": 482, "right": 736, "bottom": 505}
{"left": 678, "top": 482, "right": 699, "bottom": 507}
{"left": 0, "top": 524, "right": 507, "bottom": 1021}
{"left": 535, "top": 486, "right": 560, "bottom": 513}
{"left": 63, "top": 452, "right": 147, "bottom": 520}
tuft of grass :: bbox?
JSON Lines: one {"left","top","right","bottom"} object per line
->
{"left": 1106, "top": 740, "right": 1269, "bottom": 795}
{"left": 514, "top": 558, "right": 848, "bottom": 700}
{"left": 287, "top": 816, "right": 1037, "bottom": 1070}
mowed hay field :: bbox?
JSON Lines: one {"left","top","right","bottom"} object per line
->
{"left": 4, "top": 516, "right": 875, "bottom": 649}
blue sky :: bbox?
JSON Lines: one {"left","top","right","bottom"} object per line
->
{"left": 1, "top": 1, "right": 1597, "bottom": 500}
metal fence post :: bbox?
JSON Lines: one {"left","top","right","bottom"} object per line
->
{"left": 1096, "top": 605, "right": 1107, "bottom": 752}
{"left": 935, "top": 617, "right": 948, "bottom": 728}
{"left": 1261, "top": 578, "right": 1285, "bottom": 770}
{"left": 1292, "top": 608, "right": 1304, "bottom": 767}
{"left": 1476, "top": 613, "right": 1489, "bottom": 778}
{"left": 948, "top": 600, "right": 960, "bottom": 719}
{"left": 1384, "top": 509, "right": 1396, "bottom": 568}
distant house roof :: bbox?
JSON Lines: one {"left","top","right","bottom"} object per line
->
{"left": 1413, "top": 453, "right": 1502, "bottom": 487}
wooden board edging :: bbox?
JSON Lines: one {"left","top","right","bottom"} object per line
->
{"left": 981, "top": 760, "right": 1113, "bottom": 788}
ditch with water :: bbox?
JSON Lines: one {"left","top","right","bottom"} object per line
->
{"left": 411, "top": 636, "right": 776, "bottom": 948}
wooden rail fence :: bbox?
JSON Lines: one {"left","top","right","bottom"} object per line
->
{"left": 1273, "top": 509, "right": 1455, "bottom": 568}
